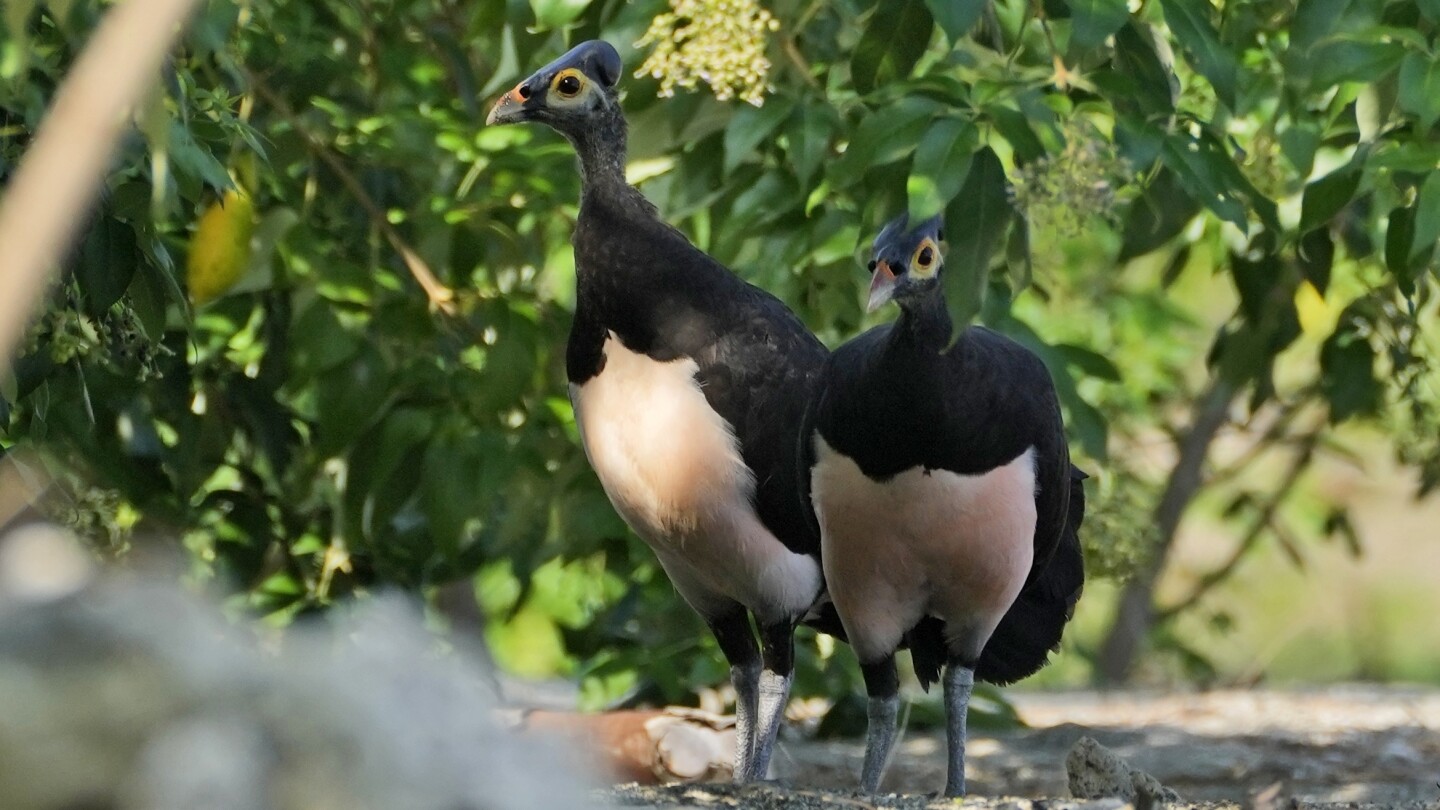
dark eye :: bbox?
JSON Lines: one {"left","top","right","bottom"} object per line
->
{"left": 917, "top": 246, "right": 934, "bottom": 267}
{"left": 867, "top": 260, "right": 877, "bottom": 272}
{"left": 936, "top": 229, "right": 944, "bottom": 241}
{"left": 557, "top": 74, "right": 582, "bottom": 96}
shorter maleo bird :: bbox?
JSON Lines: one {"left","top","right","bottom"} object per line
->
{"left": 800, "top": 215, "right": 1086, "bottom": 796}
{"left": 487, "top": 42, "right": 828, "bottom": 781}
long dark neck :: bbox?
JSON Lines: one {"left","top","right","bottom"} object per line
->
{"left": 893, "top": 294, "right": 955, "bottom": 356}
{"left": 567, "top": 105, "right": 629, "bottom": 194}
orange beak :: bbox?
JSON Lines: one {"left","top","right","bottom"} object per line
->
{"left": 866, "top": 260, "right": 898, "bottom": 312}
{"left": 486, "top": 83, "right": 529, "bottom": 126}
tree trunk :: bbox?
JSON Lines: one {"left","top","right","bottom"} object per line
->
{"left": 1095, "top": 377, "right": 1237, "bottom": 684}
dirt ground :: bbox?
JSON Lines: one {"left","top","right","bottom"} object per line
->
{"left": 603, "top": 686, "right": 1440, "bottom": 809}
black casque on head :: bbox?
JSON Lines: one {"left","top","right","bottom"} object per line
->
{"left": 866, "top": 214, "right": 945, "bottom": 313}
{"left": 486, "top": 40, "right": 623, "bottom": 127}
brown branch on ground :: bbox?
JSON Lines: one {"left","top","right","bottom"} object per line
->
{"left": 244, "top": 72, "right": 458, "bottom": 316}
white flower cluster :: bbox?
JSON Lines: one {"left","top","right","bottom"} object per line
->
{"left": 636, "top": 0, "right": 781, "bottom": 106}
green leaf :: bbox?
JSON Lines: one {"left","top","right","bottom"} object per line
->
{"left": 528, "top": 0, "right": 590, "bottom": 29}
{"left": 1068, "top": 0, "right": 1129, "bottom": 49}
{"left": 1278, "top": 122, "right": 1322, "bottom": 177}
{"left": 73, "top": 218, "right": 140, "bottom": 317}
{"left": 421, "top": 431, "right": 482, "bottom": 555}
{"left": 1411, "top": 172, "right": 1440, "bottom": 264}
{"left": 316, "top": 342, "right": 391, "bottom": 456}
{"left": 925, "top": 0, "right": 985, "bottom": 43}
{"left": 1320, "top": 325, "right": 1380, "bottom": 422}
{"left": 1158, "top": 0, "right": 1240, "bottom": 109}
{"left": 1005, "top": 212, "right": 1032, "bottom": 289}
{"left": 907, "top": 118, "right": 976, "bottom": 222}
{"left": 1309, "top": 37, "right": 1405, "bottom": 89}
{"left": 1105, "top": 22, "right": 1176, "bottom": 118}
{"left": 1119, "top": 167, "right": 1202, "bottom": 261}
{"left": 852, "top": 0, "right": 934, "bottom": 94}
{"left": 1385, "top": 205, "right": 1418, "bottom": 288}
{"left": 830, "top": 98, "right": 939, "bottom": 187}
{"left": 723, "top": 97, "right": 795, "bottom": 174}
{"left": 232, "top": 207, "right": 300, "bottom": 297}
{"left": 1298, "top": 228, "right": 1335, "bottom": 293}
{"left": 1152, "top": 128, "right": 1278, "bottom": 230}
{"left": 942, "top": 147, "right": 1011, "bottom": 338}
{"left": 987, "top": 106, "right": 1045, "bottom": 165}
{"left": 1057, "top": 343, "right": 1122, "bottom": 381}
{"left": 126, "top": 260, "right": 168, "bottom": 341}
{"left": 1298, "top": 159, "right": 1363, "bottom": 233}
{"left": 786, "top": 104, "right": 837, "bottom": 186}
{"left": 1322, "top": 507, "right": 1364, "bottom": 558}
{"left": 167, "top": 120, "right": 233, "bottom": 193}
{"left": 1421, "top": 0, "right": 1440, "bottom": 22}
{"left": 290, "top": 300, "right": 361, "bottom": 377}
{"left": 1291, "top": 0, "right": 1351, "bottom": 52}
{"left": 1397, "top": 52, "right": 1440, "bottom": 131}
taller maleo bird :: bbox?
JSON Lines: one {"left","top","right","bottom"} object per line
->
{"left": 801, "top": 215, "right": 1086, "bottom": 796}
{"left": 488, "top": 41, "right": 828, "bottom": 780}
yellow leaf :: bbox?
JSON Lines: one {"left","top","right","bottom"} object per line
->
{"left": 484, "top": 603, "right": 569, "bottom": 678}
{"left": 1294, "top": 280, "right": 1337, "bottom": 337}
{"left": 186, "top": 190, "right": 256, "bottom": 305}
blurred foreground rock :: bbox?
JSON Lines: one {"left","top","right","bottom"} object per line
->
{"left": 0, "top": 526, "right": 592, "bottom": 810}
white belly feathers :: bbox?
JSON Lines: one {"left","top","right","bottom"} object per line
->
{"left": 570, "top": 332, "right": 821, "bottom": 623}
{"left": 810, "top": 436, "right": 1037, "bottom": 662}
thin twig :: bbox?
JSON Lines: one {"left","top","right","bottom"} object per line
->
{"left": 1157, "top": 428, "right": 1321, "bottom": 620}
{"left": 781, "top": 37, "right": 822, "bottom": 92}
{"left": 1206, "top": 397, "right": 1311, "bottom": 488}
{"left": 0, "top": 0, "right": 205, "bottom": 372}
{"left": 1031, "top": 0, "right": 1073, "bottom": 89}
{"left": 244, "top": 70, "right": 457, "bottom": 316}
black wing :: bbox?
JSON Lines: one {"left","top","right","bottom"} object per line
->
{"left": 693, "top": 285, "right": 828, "bottom": 558}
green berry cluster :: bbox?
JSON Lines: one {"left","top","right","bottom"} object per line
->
{"left": 1011, "top": 127, "right": 1131, "bottom": 239}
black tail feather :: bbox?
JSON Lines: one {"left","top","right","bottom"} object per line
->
{"left": 973, "top": 465, "right": 1087, "bottom": 686}
{"left": 907, "top": 617, "right": 946, "bottom": 692}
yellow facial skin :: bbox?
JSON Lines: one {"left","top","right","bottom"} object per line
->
{"left": 547, "top": 68, "right": 591, "bottom": 110}
{"left": 909, "top": 238, "right": 942, "bottom": 279}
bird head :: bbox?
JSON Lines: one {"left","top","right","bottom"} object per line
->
{"left": 865, "top": 214, "right": 945, "bottom": 313}
{"left": 486, "top": 40, "right": 623, "bottom": 132}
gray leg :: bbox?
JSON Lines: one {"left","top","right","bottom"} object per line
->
{"left": 942, "top": 663, "right": 976, "bottom": 797}
{"left": 859, "top": 656, "right": 899, "bottom": 793}
{"left": 751, "top": 669, "right": 790, "bottom": 779}
{"left": 751, "top": 619, "right": 797, "bottom": 781}
{"left": 731, "top": 661, "right": 761, "bottom": 780}
{"left": 707, "top": 609, "right": 762, "bottom": 782}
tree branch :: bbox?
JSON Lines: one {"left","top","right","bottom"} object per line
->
{"left": 244, "top": 71, "right": 457, "bottom": 316}
{"left": 1095, "top": 375, "right": 1239, "bottom": 684}
{"left": 1156, "top": 428, "right": 1320, "bottom": 621}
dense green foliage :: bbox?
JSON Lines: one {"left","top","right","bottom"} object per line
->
{"left": 2, "top": 0, "right": 1438, "bottom": 697}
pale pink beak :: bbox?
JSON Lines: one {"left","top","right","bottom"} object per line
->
{"left": 866, "top": 260, "right": 898, "bottom": 312}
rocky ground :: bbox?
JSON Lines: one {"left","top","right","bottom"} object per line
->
{"left": 602, "top": 688, "right": 1440, "bottom": 809}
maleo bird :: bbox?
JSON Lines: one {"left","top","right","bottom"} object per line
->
{"left": 487, "top": 41, "right": 828, "bottom": 781}
{"left": 800, "top": 214, "right": 1086, "bottom": 796}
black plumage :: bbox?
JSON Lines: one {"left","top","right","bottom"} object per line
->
{"left": 489, "top": 41, "right": 828, "bottom": 782}
{"left": 800, "top": 214, "right": 1086, "bottom": 796}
